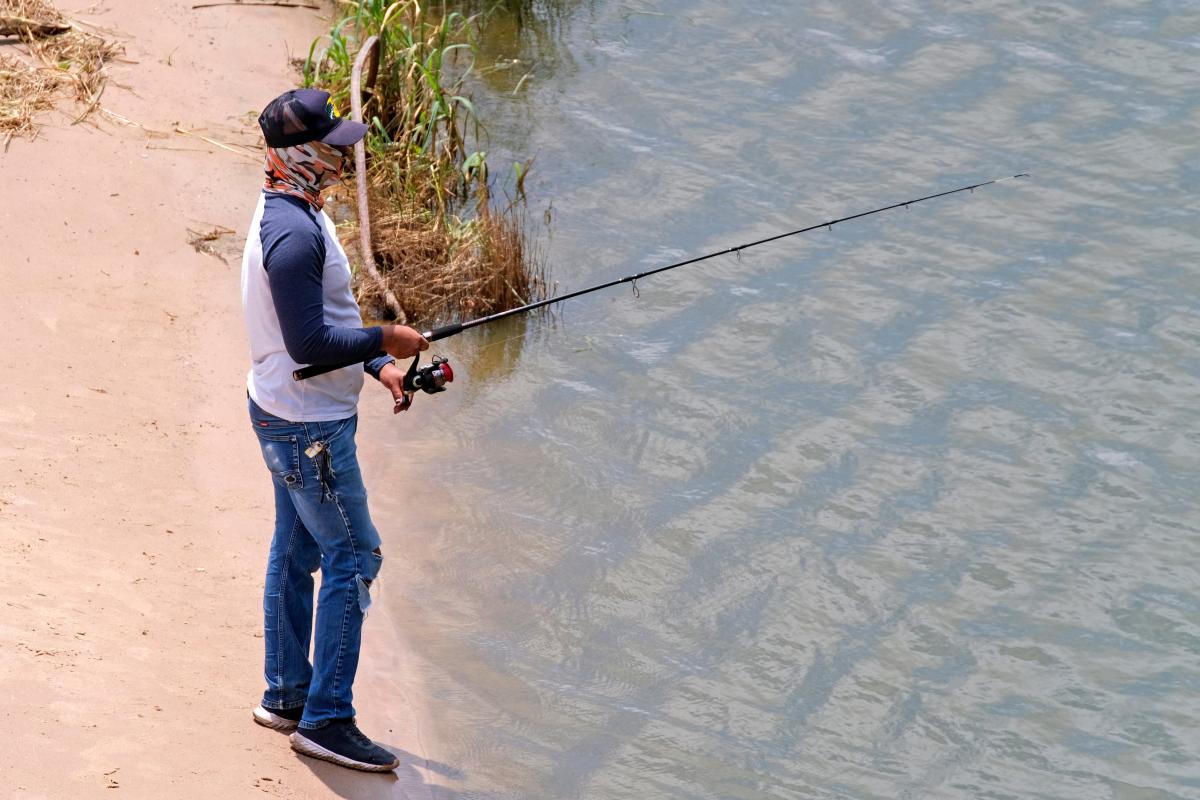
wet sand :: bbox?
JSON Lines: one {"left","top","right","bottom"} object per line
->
{"left": 0, "top": 2, "right": 440, "bottom": 796}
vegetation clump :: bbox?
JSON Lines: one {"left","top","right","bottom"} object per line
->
{"left": 303, "top": 0, "right": 544, "bottom": 327}
{"left": 0, "top": 0, "right": 121, "bottom": 147}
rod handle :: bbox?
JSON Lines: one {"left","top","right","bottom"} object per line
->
{"left": 292, "top": 361, "right": 357, "bottom": 381}
{"left": 292, "top": 323, "right": 464, "bottom": 381}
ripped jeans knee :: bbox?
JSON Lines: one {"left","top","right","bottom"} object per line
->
{"left": 356, "top": 546, "right": 384, "bottom": 616}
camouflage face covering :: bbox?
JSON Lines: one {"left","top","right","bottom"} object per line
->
{"left": 263, "top": 140, "right": 344, "bottom": 211}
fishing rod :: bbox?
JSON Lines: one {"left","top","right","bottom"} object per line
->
{"left": 294, "top": 173, "right": 1028, "bottom": 394}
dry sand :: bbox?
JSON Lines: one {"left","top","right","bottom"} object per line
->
{"left": 1, "top": 2, "right": 445, "bottom": 797}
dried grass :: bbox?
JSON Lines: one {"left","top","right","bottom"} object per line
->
{"left": 0, "top": 0, "right": 121, "bottom": 146}
{"left": 187, "top": 224, "right": 236, "bottom": 264}
{"left": 0, "top": 52, "right": 55, "bottom": 145}
{"left": 354, "top": 198, "right": 546, "bottom": 326}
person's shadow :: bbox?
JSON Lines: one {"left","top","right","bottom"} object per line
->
{"left": 296, "top": 743, "right": 466, "bottom": 799}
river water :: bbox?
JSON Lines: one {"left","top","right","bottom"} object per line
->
{"left": 367, "top": 1, "right": 1200, "bottom": 797}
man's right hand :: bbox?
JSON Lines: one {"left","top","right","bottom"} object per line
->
{"left": 381, "top": 325, "right": 429, "bottom": 360}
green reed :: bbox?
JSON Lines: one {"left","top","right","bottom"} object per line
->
{"left": 304, "top": 0, "right": 490, "bottom": 218}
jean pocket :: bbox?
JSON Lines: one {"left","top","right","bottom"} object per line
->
{"left": 258, "top": 435, "right": 304, "bottom": 490}
{"left": 248, "top": 400, "right": 304, "bottom": 440}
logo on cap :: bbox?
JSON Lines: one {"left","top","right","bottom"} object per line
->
{"left": 326, "top": 101, "right": 341, "bottom": 120}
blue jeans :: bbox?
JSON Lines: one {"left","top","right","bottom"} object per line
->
{"left": 248, "top": 397, "right": 383, "bottom": 730}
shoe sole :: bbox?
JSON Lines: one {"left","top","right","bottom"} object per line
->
{"left": 290, "top": 732, "right": 400, "bottom": 772}
{"left": 253, "top": 705, "right": 300, "bottom": 731}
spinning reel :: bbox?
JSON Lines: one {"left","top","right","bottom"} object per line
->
{"left": 394, "top": 354, "right": 453, "bottom": 412}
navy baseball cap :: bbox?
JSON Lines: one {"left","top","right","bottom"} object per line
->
{"left": 258, "top": 88, "right": 368, "bottom": 148}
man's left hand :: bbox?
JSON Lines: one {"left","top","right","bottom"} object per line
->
{"left": 379, "top": 362, "right": 411, "bottom": 414}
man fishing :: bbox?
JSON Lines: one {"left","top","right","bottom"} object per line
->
{"left": 241, "top": 87, "right": 427, "bottom": 772}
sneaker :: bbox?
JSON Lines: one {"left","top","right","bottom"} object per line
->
{"left": 290, "top": 718, "right": 400, "bottom": 772}
{"left": 253, "top": 704, "right": 304, "bottom": 731}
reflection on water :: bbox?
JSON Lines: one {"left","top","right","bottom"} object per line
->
{"left": 466, "top": 0, "right": 584, "bottom": 57}
{"left": 371, "top": 1, "right": 1200, "bottom": 798}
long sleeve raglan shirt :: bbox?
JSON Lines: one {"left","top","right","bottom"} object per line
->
{"left": 242, "top": 192, "right": 391, "bottom": 421}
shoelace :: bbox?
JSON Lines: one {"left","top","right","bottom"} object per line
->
{"left": 345, "top": 723, "right": 375, "bottom": 750}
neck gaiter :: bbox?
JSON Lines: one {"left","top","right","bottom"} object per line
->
{"left": 263, "top": 141, "right": 343, "bottom": 211}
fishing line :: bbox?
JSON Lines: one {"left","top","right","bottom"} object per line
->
{"left": 294, "top": 173, "right": 1028, "bottom": 382}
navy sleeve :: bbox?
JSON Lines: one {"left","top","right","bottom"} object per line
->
{"left": 364, "top": 353, "right": 395, "bottom": 380}
{"left": 261, "top": 202, "right": 384, "bottom": 366}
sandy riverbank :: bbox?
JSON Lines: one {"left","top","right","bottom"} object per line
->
{"left": 1, "top": 2, "right": 442, "bottom": 797}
